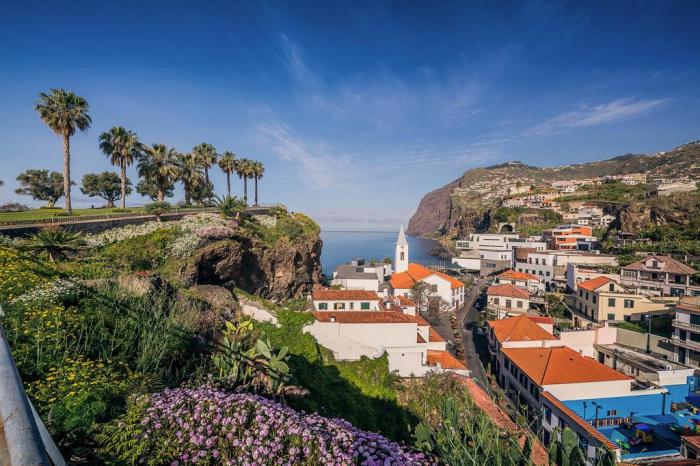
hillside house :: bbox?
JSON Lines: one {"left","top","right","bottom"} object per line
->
{"left": 620, "top": 255, "right": 698, "bottom": 297}
{"left": 574, "top": 277, "right": 671, "bottom": 323}
{"left": 486, "top": 283, "right": 531, "bottom": 318}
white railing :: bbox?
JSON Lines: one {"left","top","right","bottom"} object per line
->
{"left": 671, "top": 335, "right": 700, "bottom": 352}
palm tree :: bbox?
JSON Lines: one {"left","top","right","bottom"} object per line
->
{"left": 193, "top": 143, "right": 218, "bottom": 186}
{"left": 98, "top": 127, "right": 143, "bottom": 209}
{"left": 137, "top": 144, "right": 180, "bottom": 202}
{"left": 34, "top": 89, "right": 92, "bottom": 213}
{"left": 218, "top": 151, "right": 237, "bottom": 196}
{"left": 177, "top": 152, "right": 204, "bottom": 205}
{"left": 236, "top": 158, "right": 254, "bottom": 205}
{"left": 252, "top": 161, "right": 265, "bottom": 206}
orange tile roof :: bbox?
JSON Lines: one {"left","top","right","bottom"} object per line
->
{"left": 426, "top": 350, "right": 467, "bottom": 370}
{"left": 486, "top": 283, "right": 529, "bottom": 299}
{"left": 577, "top": 276, "right": 612, "bottom": 292}
{"left": 502, "top": 346, "right": 631, "bottom": 385}
{"left": 541, "top": 392, "right": 618, "bottom": 451}
{"left": 397, "top": 295, "right": 416, "bottom": 306}
{"left": 527, "top": 316, "right": 554, "bottom": 324}
{"left": 417, "top": 333, "right": 427, "bottom": 344}
{"left": 497, "top": 269, "right": 540, "bottom": 282}
{"left": 487, "top": 315, "right": 557, "bottom": 343}
{"left": 622, "top": 254, "right": 696, "bottom": 275}
{"left": 681, "top": 435, "right": 700, "bottom": 451}
{"left": 428, "top": 327, "right": 445, "bottom": 342}
{"left": 312, "top": 290, "right": 380, "bottom": 301}
{"left": 390, "top": 263, "right": 464, "bottom": 290}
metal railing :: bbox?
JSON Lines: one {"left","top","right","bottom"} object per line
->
{"left": 0, "top": 325, "right": 64, "bottom": 465}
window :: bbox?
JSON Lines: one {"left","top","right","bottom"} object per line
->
{"left": 606, "top": 409, "right": 618, "bottom": 417}
{"left": 400, "top": 251, "right": 405, "bottom": 261}
{"left": 516, "top": 300, "right": 523, "bottom": 308}
{"left": 607, "top": 313, "right": 615, "bottom": 321}
{"left": 318, "top": 302, "right": 328, "bottom": 310}
{"left": 333, "top": 302, "right": 346, "bottom": 310}
{"left": 546, "top": 271, "right": 550, "bottom": 276}
{"left": 543, "top": 259, "right": 547, "bottom": 266}
{"left": 360, "top": 302, "right": 370, "bottom": 310}
{"left": 608, "top": 298, "right": 616, "bottom": 307}
{"left": 609, "top": 283, "right": 615, "bottom": 292}
{"left": 544, "top": 405, "right": 552, "bottom": 423}
{"left": 349, "top": 302, "right": 354, "bottom": 310}
{"left": 592, "top": 295, "right": 597, "bottom": 304}
{"left": 494, "top": 298, "right": 500, "bottom": 305}
{"left": 506, "top": 299, "right": 512, "bottom": 308}
{"left": 624, "top": 299, "right": 634, "bottom": 308}
{"left": 585, "top": 291, "right": 589, "bottom": 300}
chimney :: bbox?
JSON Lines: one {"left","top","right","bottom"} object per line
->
{"left": 330, "top": 315, "right": 336, "bottom": 322}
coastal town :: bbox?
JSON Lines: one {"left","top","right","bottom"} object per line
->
{"left": 314, "top": 167, "right": 700, "bottom": 464}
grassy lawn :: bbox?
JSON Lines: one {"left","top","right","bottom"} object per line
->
{"left": 0, "top": 206, "right": 210, "bottom": 223}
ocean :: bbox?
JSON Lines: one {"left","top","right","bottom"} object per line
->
{"left": 319, "top": 230, "right": 443, "bottom": 275}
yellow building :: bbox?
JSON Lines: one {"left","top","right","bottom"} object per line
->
{"left": 575, "top": 276, "right": 671, "bottom": 323}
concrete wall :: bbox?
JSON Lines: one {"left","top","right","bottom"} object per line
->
{"left": 614, "top": 327, "right": 677, "bottom": 359}
{"left": 312, "top": 299, "right": 380, "bottom": 311}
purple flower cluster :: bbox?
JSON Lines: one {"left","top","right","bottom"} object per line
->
{"left": 137, "top": 386, "right": 434, "bottom": 465}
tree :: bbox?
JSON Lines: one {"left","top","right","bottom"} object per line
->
{"left": 144, "top": 201, "right": 171, "bottom": 223}
{"left": 190, "top": 180, "right": 214, "bottom": 205}
{"left": 25, "top": 225, "right": 83, "bottom": 262}
{"left": 136, "top": 178, "right": 174, "bottom": 201}
{"left": 410, "top": 281, "right": 432, "bottom": 315}
{"left": 81, "top": 171, "right": 130, "bottom": 208}
{"left": 213, "top": 195, "right": 246, "bottom": 219}
{"left": 192, "top": 143, "right": 218, "bottom": 188}
{"left": 218, "top": 151, "right": 237, "bottom": 196}
{"left": 137, "top": 144, "right": 180, "bottom": 201}
{"left": 236, "top": 158, "right": 255, "bottom": 205}
{"left": 34, "top": 88, "right": 92, "bottom": 213}
{"left": 252, "top": 160, "right": 265, "bottom": 206}
{"left": 15, "top": 169, "right": 71, "bottom": 207}
{"left": 176, "top": 152, "right": 205, "bottom": 205}
{"left": 98, "top": 126, "right": 143, "bottom": 209}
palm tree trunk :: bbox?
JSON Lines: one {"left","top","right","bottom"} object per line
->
{"left": 120, "top": 162, "right": 127, "bottom": 209}
{"left": 205, "top": 166, "right": 210, "bottom": 185}
{"left": 185, "top": 184, "right": 192, "bottom": 205}
{"left": 243, "top": 178, "right": 248, "bottom": 204}
{"left": 226, "top": 173, "right": 231, "bottom": 196}
{"left": 63, "top": 135, "right": 72, "bottom": 213}
{"left": 254, "top": 177, "right": 259, "bottom": 205}
{"left": 158, "top": 188, "right": 165, "bottom": 202}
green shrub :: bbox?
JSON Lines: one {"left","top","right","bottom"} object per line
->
{"left": 100, "top": 228, "right": 177, "bottom": 271}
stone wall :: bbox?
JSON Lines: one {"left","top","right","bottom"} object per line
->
{"left": 615, "top": 327, "right": 677, "bottom": 360}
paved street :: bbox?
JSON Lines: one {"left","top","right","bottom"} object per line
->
{"left": 456, "top": 277, "right": 492, "bottom": 391}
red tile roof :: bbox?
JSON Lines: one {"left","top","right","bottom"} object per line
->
{"left": 577, "top": 276, "right": 613, "bottom": 292}
{"left": 487, "top": 315, "right": 557, "bottom": 343}
{"left": 390, "top": 263, "right": 464, "bottom": 290}
{"left": 486, "top": 283, "right": 529, "bottom": 299}
{"left": 426, "top": 350, "right": 467, "bottom": 370}
{"left": 502, "top": 346, "right": 631, "bottom": 385}
{"left": 541, "top": 392, "right": 618, "bottom": 451}
{"left": 312, "top": 290, "right": 380, "bottom": 301}
{"left": 498, "top": 269, "right": 540, "bottom": 282}
{"left": 397, "top": 295, "right": 416, "bottom": 306}
{"left": 622, "top": 254, "right": 696, "bottom": 274}
{"left": 428, "top": 327, "right": 445, "bottom": 342}
{"left": 527, "top": 316, "right": 554, "bottom": 324}
{"left": 313, "top": 311, "right": 415, "bottom": 324}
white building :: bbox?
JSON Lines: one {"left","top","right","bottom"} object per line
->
{"left": 494, "top": 269, "right": 543, "bottom": 294}
{"left": 395, "top": 225, "right": 409, "bottom": 273}
{"left": 455, "top": 233, "right": 520, "bottom": 251}
{"left": 312, "top": 289, "right": 382, "bottom": 311}
{"left": 331, "top": 259, "right": 392, "bottom": 292}
{"left": 486, "top": 283, "right": 531, "bottom": 318}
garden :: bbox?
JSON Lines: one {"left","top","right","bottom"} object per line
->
{"left": 0, "top": 210, "right": 537, "bottom": 465}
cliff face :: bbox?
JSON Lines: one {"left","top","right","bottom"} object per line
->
{"left": 176, "top": 233, "right": 322, "bottom": 301}
{"left": 617, "top": 192, "right": 700, "bottom": 234}
{"left": 408, "top": 141, "right": 700, "bottom": 238}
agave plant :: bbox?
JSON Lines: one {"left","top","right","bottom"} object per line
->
{"left": 212, "top": 195, "right": 245, "bottom": 220}
{"left": 25, "top": 225, "right": 83, "bottom": 262}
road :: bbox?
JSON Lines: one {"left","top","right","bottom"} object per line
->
{"left": 456, "top": 276, "right": 492, "bottom": 391}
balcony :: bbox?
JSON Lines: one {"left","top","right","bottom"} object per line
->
{"left": 671, "top": 335, "right": 700, "bottom": 352}
{"left": 672, "top": 320, "right": 700, "bottom": 333}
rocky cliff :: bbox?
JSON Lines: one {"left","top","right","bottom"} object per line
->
{"left": 408, "top": 141, "right": 700, "bottom": 237}
{"left": 617, "top": 192, "right": 700, "bottom": 234}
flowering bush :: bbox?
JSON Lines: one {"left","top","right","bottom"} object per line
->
{"left": 252, "top": 214, "right": 277, "bottom": 228}
{"left": 195, "top": 225, "right": 236, "bottom": 240}
{"left": 169, "top": 232, "right": 200, "bottom": 259}
{"left": 101, "top": 385, "right": 435, "bottom": 465}
{"left": 12, "top": 278, "right": 82, "bottom": 306}
{"left": 29, "top": 357, "right": 144, "bottom": 446}
{"left": 0, "top": 247, "right": 53, "bottom": 300}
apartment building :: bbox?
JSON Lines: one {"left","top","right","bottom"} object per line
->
{"left": 312, "top": 289, "right": 382, "bottom": 311}
{"left": 620, "top": 254, "right": 698, "bottom": 297}
{"left": 672, "top": 296, "right": 700, "bottom": 367}
{"left": 543, "top": 224, "right": 598, "bottom": 251}
{"left": 486, "top": 284, "right": 531, "bottom": 318}
{"left": 455, "top": 233, "right": 520, "bottom": 251}
{"left": 574, "top": 277, "right": 671, "bottom": 323}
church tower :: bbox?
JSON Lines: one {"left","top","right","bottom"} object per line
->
{"left": 395, "top": 225, "right": 409, "bottom": 273}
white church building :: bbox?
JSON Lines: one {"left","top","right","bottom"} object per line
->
{"left": 389, "top": 226, "right": 466, "bottom": 310}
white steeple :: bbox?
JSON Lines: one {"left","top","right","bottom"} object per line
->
{"left": 394, "top": 225, "right": 409, "bottom": 273}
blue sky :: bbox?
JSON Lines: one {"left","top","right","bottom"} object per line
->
{"left": 1, "top": 1, "right": 699, "bottom": 230}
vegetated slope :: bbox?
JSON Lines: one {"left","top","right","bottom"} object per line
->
{"left": 407, "top": 140, "right": 700, "bottom": 237}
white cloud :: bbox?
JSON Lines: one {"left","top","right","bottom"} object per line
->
{"left": 525, "top": 97, "right": 669, "bottom": 136}
{"left": 254, "top": 120, "right": 351, "bottom": 190}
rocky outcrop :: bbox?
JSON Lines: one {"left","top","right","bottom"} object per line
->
{"left": 175, "top": 233, "right": 322, "bottom": 301}
{"left": 617, "top": 192, "right": 700, "bottom": 234}
{"left": 406, "top": 181, "right": 458, "bottom": 237}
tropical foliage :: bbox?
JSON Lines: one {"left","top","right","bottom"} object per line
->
{"left": 80, "top": 171, "right": 130, "bottom": 207}
{"left": 137, "top": 144, "right": 180, "bottom": 201}
{"left": 34, "top": 88, "right": 92, "bottom": 213}
{"left": 24, "top": 225, "right": 84, "bottom": 262}
{"left": 15, "top": 169, "right": 70, "bottom": 207}
{"left": 98, "top": 126, "right": 143, "bottom": 209}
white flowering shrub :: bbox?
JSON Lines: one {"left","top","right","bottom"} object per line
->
{"left": 12, "top": 278, "right": 83, "bottom": 306}
{"left": 168, "top": 232, "right": 201, "bottom": 259}
{"left": 252, "top": 215, "right": 277, "bottom": 228}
